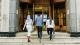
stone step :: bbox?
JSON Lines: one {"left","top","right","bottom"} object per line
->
{"left": 15, "top": 36, "right": 71, "bottom": 39}
{"left": 0, "top": 37, "right": 80, "bottom": 43}
{"left": 0, "top": 37, "right": 80, "bottom": 45}
{"left": 16, "top": 32, "right": 71, "bottom": 39}
{"left": 0, "top": 32, "right": 79, "bottom": 45}
{"left": 0, "top": 43, "right": 80, "bottom": 45}
{"left": 31, "top": 35, "right": 71, "bottom": 39}
{"left": 16, "top": 32, "right": 70, "bottom": 37}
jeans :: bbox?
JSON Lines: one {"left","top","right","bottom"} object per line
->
{"left": 47, "top": 28, "right": 54, "bottom": 40}
{"left": 37, "top": 26, "right": 42, "bottom": 39}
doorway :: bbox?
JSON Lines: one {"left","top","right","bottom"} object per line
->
{"left": 18, "top": 0, "right": 67, "bottom": 32}
{"left": 54, "top": 2, "right": 67, "bottom": 32}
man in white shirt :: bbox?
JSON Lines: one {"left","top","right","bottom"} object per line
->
{"left": 46, "top": 17, "right": 55, "bottom": 40}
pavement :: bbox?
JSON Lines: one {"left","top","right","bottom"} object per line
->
{"left": 0, "top": 31, "right": 80, "bottom": 45}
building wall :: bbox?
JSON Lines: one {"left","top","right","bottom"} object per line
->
{"left": 0, "top": 0, "right": 80, "bottom": 35}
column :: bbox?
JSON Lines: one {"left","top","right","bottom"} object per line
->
{"left": 9, "top": 0, "right": 17, "bottom": 32}
{"left": 0, "top": 0, "right": 1, "bottom": 31}
{"left": 1, "top": 0, "right": 17, "bottom": 37}
{"left": 49, "top": 6, "right": 51, "bottom": 19}
{"left": 76, "top": 0, "right": 80, "bottom": 32}
{"left": 70, "top": 0, "right": 77, "bottom": 32}
{"left": 1, "top": 0, "right": 10, "bottom": 32}
{"left": 67, "top": 0, "right": 80, "bottom": 37}
{"left": 66, "top": 0, "right": 70, "bottom": 32}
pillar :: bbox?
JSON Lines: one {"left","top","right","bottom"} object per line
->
{"left": 67, "top": 0, "right": 80, "bottom": 37}
{"left": 49, "top": 0, "right": 53, "bottom": 20}
{"left": 0, "top": 0, "right": 1, "bottom": 31}
{"left": 1, "top": 0, "right": 17, "bottom": 37}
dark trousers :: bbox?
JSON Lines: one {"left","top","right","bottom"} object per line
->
{"left": 37, "top": 26, "right": 42, "bottom": 39}
{"left": 47, "top": 28, "right": 54, "bottom": 40}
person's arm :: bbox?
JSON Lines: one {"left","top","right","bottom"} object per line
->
{"left": 35, "top": 18, "right": 37, "bottom": 25}
{"left": 23, "top": 20, "right": 27, "bottom": 30}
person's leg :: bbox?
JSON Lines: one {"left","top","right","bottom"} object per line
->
{"left": 50, "top": 28, "right": 53, "bottom": 40}
{"left": 27, "top": 36, "right": 30, "bottom": 42}
{"left": 27, "top": 31, "right": 31, "bottom": 42}
{"left": 53, "top": 28, "right": 54, "bottom": 34}
{"left": 38, "top": 26, "right": 41, "bottom": 39}
{"left": 47, "top": 28, "right": 50, "bottom": 35}
{"left": 40, "top": 26, "right": 42, "bottom": 39}
{"left": 37, "top": 26, "right": 40, "bottom": 38}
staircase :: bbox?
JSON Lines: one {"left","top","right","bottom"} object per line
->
{"left": 0, "top": 31, "right": 80, "bottom": 45}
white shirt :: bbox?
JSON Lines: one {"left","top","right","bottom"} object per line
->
{"left": 46, "top": 19, "right": 55, "bottom": 28}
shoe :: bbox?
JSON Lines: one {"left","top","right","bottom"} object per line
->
{"left": 50, "top": 37, "right": 52, "bottom": 40}
{"left": 28, "top": 39, "right": 31, "bottom": 42}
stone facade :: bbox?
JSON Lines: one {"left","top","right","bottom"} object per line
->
{"left": 0, "top": 0, "right": 80, "bottom": 37}
{"left": 0, "top": 0, "right": 17, "bottom": 37}
{"left": 66, "top": 0, "right": 80, "bottom": 37}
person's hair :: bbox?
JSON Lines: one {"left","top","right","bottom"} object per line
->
{"left": 27, "top": 15, "right": 31, "bottom": 19}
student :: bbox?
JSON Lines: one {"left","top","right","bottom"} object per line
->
{"left": 46, "top": 17, "right": 55, "bottom": 40}
{"left": 23, "top": 15, "right": 33, "bottom": 42}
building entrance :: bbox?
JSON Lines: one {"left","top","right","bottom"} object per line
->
{"left": 54, "top": 2, "right": 66, "bottom": 32}
{"left": 18, "top": 0, "right": 67, "bottom": 32}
